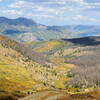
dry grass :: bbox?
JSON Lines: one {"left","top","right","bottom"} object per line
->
{"left": 0, "top": 43, "right": 37, "bottom": 99}
{"left": 0, "top": 64, "right": 35, "bottom": 92}
{"left": 34, "top": 40, "right": 63, "bottom": 53}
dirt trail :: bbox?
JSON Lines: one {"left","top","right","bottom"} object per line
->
{"left": 19, "top": 90, "right": 100, "bottom": 100}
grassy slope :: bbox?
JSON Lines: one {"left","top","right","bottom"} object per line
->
{"left": 27, "top": 39, "right": 100, "bottom": 91}
{"left": 22, "top": 39, "right": 100, "bottom": 100}
{"left": 1, "top": 36, "right": 100, "bottom": 100}
{"left": 33, "top": 40, "right": 63, "bottom": 53}
{"left": 26, "top": 40, "right": 68, "bottom": 53}
{"left": 26, "top": 40, "right": 75, "bottom": 89}
{"left": 0, "top": 36, "right": 75, "bottom": 99}
{"left": 25, "top": 40, "right": 75, "bottom": 90}
{"left": 0, "top": 43, "right": 37, "bottom": 99}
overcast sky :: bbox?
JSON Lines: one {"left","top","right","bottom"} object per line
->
{"left": 0, "top": 0, "right": 100, "bottom": 25}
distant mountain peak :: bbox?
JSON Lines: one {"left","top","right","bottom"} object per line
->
{"left": 0, "top": 17, "right": 37, "bottom": 26}
{"left": 0, "top": 16, "right": 9, "bottom": 20}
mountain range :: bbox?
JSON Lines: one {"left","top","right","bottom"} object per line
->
{"left": 0, "top": 17, "right": 100, "bottom": 42}
{"left": 0, "top": 17, "right": 100, "bottom": 100}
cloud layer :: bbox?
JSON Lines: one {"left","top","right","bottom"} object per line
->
{"left": 0, "top": 0, "right": 100, "bottom": 25}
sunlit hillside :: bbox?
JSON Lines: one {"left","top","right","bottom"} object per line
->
{"left": 0, "top": 43, "right": 36, "bottom": 99}
{"left": 1, "top": 35, "right": 100, "bottom": 100}
{"left": 0, "top": 35, "right": 75, "bottom": 100}
{"left": 0, "top": 0, "right": 100, "bottom": 99}
{"left": 29, "top": 36, "right": 100, "bottom": 90}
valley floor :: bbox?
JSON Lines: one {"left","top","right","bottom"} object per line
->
{"left": 19, "top": 90, "right": 100, "bottom": 100}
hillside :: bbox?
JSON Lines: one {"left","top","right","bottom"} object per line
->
{"left": 0, "top": 35, "right": 75, "bottom": 100}
{"left": 0, "top": 35, "right": 37, "bottom": 99}
{"left": 0, "top": 35, "right": 49, "bottom": 99}
{"left": 0, "top": 17, "right": 100, "bottom": 42}
{"left": 29, "top": 36, "right": 100, "bottom": 89}
{"left": 1, "top": 35, "right": 100, "bottom": 100}
{"left": 19, "top": 36, "right": 100, "bottom": 100}
{"left": 0, "top": 35, "right": 46, "bottom": 64}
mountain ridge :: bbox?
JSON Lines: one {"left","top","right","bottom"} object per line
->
{"left": 62, "top": 36, "right": 100, "bottom": 46}
{"left": 0, "top": 17, "right": 100, "bottom": 42}
{"left": 0, "top": 35, "right": 47, "bottom": 64}
{"left": 0, "top": 17, "right": 37, "bottom": 26}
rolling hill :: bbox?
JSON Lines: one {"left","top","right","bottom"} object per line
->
{"left": 0, "top": 35, "right": 38, "bottom": 100}
{"left": 0, "top": 17, "right": 100, "bottom": 42}
{"left": 19, "top": 36, "right": 100, "bottom": 100}
{"left": 0, "top": 35, "right": 75, "bottom": 100}
{"left": 0, "top": 35, "right": 53, "bottom": 99}
{"left": 29, "top": 36, "right": 100, "bottom": 89}
{"left": 0, "top": 34, "right": 100, "bottom": 100}
{"left": 0, "top": 35, "right": 47, "bottom": 64}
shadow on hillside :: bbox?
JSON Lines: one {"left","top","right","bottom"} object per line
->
{"left": 62, "top": 36, "right": 100, "bottom": 46}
